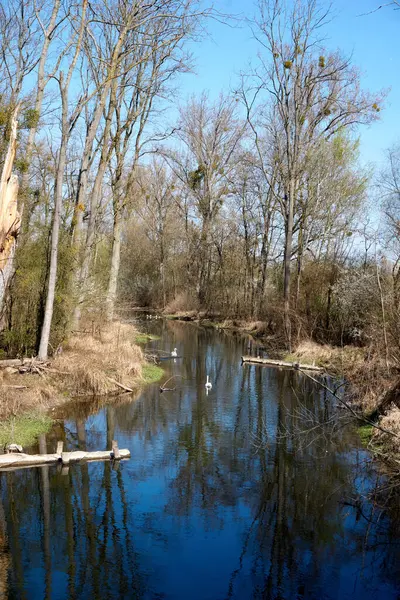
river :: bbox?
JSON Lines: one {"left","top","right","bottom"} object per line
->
{"left": 0, "top": 318, "right": 399, "bottom": 599}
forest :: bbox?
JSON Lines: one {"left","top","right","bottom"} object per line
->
{"left": 0, "top": 0, "right": 398, "bottom": 429}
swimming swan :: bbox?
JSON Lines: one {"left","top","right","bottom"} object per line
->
{"left": 205, "top": 375, "right": 212, "bottom": 389}
{"left": 171, "top": 348, "right": 178, "bottom": 357}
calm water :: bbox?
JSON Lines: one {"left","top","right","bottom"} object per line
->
{"left": 0, "top": 319, "right": 399, "bottom": 600}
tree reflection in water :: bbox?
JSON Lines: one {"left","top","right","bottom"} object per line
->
{"left": 0, "top": 320, "right": 399, "bottom": 599}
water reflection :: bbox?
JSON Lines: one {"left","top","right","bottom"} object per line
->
{"left": 0, "top": 319, "right": 399, "bottom": 599}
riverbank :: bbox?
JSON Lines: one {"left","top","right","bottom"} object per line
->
{"left": 283, "top": 340, "right": 400, "bottom": 448}
{"left": 0, "top": 321, "right": 164, "bottom": 447}
{"left": 164, "top": 311, "right": 400, "bottom": 460}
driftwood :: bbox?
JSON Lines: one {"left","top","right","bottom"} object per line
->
{"left": 0, "top": 440, "right": 130, "bottom": 471}
{"left": 241, "top": 356, "right": 323, "bottom": 372}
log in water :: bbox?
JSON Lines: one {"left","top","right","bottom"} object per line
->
{"left": 241, "top": 355, "right": 323, "bottom": 371}
{"left": 0, "top": 440, "right": 130, "bottom": 471}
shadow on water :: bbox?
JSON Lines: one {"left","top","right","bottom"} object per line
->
{"left": 0, "top": 318, "right": 400, "bottom": 599}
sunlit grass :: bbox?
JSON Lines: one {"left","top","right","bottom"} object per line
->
{"left": 283, "top": 352, "right": 314, "bottom": 365}
{"left": 358, "top": 424, "right": 373, "bottom": 447}
{"left": 134, "top": 333, "right": 160, "bottom": 344}
{"left": 142, "top": 364, "right": 164, "bottom": 383}
{"left": 0, "top": 413, "right": 52, "bottom": 448}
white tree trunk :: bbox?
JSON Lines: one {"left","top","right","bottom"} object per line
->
{"left": 0, "top": 107, "right": 21, "bottom": 315}
{"left": 37, "top": 137, "right": 67, "bottom": 360}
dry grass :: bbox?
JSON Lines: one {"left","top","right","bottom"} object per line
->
{"left": 0, "top": 321, "right": 148, "bottom": 425}
{"left": 287, "top": 339, "right": 365, "bottom": 369}
{"left": 164, "top": 292, "right": 198, "bottom": 314}
{"left": 286, "top": 339, "right": 398, "bottom": 415}
{"left": 0, "top": 371, "right": 58, "bottom": 422}
{"left": 214, "top": 319, "right": 266, "bottom": 333}
{"left": 373, "top": 406, "right": 400, "bottom": 451}
{"left": 54, "top": 322, "right": 144, "bottom": 396}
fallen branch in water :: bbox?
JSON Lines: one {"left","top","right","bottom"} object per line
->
{"left": 160, "top": 375, "right": 184, "bottom": 393}
{"left": 298, "top": 369, "right": 400, "bottom": 440}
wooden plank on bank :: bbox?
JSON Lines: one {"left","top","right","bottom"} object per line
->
{"left": 241, "top": 356, "right": 323, "bottom": 372}
{"left": 0, "top": 443, "right": 130, "bottom": 471}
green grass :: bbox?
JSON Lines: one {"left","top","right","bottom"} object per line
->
{"left": 134, "top": 333, "right": 160, "bottom": 344}
{"left": 142, "top": 364, "right": 164, "bottom": 383}
{"left": 358, "top": 424, "right": 374, "bottom": 447}
{"left": 283, "top": 353, "right": 314, "bottom": 365}
{"left": 0, "top": 413, "right": 53, "bottom": 448}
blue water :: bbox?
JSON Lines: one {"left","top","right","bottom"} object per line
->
{"left": 0, "top": 319, "right": 399, "bottom": 599}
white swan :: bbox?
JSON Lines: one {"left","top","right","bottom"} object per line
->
{"left": 205, "top": 375, "right": 212, "bottom": 389}
{"left": 171, "top": 348, "right": 178, "bottom": 357}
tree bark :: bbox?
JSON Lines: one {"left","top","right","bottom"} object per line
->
{"left": 38, "top": 0, "right": 87, "bottom": 359}
{"left": 0, "top": 105, "right": 21, "bottom": 316}
{"left": 105, "top": 200, "right": 122, "bottom": 321}
{"left": 38, "top": 83, "right": 67, "bottom": 360}
{"left": 283, "top": 180, "right": 295, "bottom": 351}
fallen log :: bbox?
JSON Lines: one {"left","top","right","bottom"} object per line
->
{"left": 60, "top": 449, "right": 130, "bottom": 465}
{"left": 0, "top": 441, "right": 130, "bottom": 471}
{"left": 0, "top": 358, "right": 45, "bottom": 368}
{"left": 241, "top": 356, "right": 323, "bottom": 372}
{"left": 106, "top": 377, "right": 133, "bottom": 393}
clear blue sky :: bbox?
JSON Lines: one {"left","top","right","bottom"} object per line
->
{"left": 180, "top": 0, "right": 399, "bottom": 170}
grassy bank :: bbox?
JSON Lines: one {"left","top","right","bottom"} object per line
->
{"left": 0, "top": 321, "right": 163, "bottom": 447}
{"left": 0, "top": 413, "right": 53, "bottom": 448}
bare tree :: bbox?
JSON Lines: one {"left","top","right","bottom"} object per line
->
{"left": 0, "top": 0, "right": 40, "bottom": 104}
{"left": 72, "top": 0, "right": 207, "bottom": 323}
{"left": 163, "top": 93, "right": 245, "bottom": 306}
{"left": 19, "top": 0, "right": 63, "bottom": 217}
{"left": 245, "top": 0, "right": 382, "bottom": 349}
{"left": 380, "top": 144, "right": 400, "bottom": 311}
{"left": 133, "top": 159, "right": 177, "bottom": 308}
{"left": 38, "top": 0, "right": 88, "bottom": 360}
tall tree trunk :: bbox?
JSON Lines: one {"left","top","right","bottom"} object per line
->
{"left": 283, "top": 181, "right": 295, "bottom": 351}
{"left": 257, "top": 208, "right": 272, "bottom": 317}
{"left": 38, "top": 113, "right": 67, "bottom": 360}
{"left": 160, "top": 235, "right": 166, "bottom": 308}
{"left": 295, "top": 246, "right": 303, "bottom": 310}
{"left": 38, "top": 0, "right": 87, "bottom": 358}
{"left": 105, "top": 199, "right": 122, "bottom": 321}
{"left": 197, "top": 215, "right": 211, "bottom": 307}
